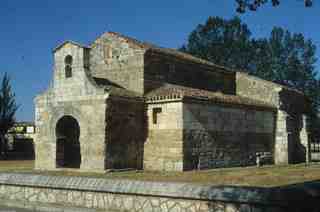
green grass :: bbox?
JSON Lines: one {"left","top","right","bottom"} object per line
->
{"left": 1, "top": 160, "right": 320, "bottom": 187}
{"left": 0, "top": 160, "right": 34, "bottom": 171}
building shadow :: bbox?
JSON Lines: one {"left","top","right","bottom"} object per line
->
{"left": 199, "top": 179, "right": 320, "bottom": 212}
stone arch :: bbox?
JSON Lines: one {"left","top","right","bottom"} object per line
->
{"left": 55, "top": 115, "right": 81, "bottom": 168}
{"left": 50, "top": 106, "right": 86, "bottom": 169}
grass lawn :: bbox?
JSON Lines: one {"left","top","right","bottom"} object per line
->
{"left": 0, "top": 160, "right": 320, "bottom": 187}
{"left": 0, "top": 160, "right": 34, "bottom": 171}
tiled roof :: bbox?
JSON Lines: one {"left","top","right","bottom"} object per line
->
{"left": 83, "top": 67, "right": 142, "bottom": 99}
{"left": 145, "top": 84, "right": 276, "bottom": 110}
{"left": 53, "top": 40, "right": 90, "bottom": 52}
{"left": 106, "top": 31, "right": 157, "bottom": 49}
{"left": 92, "top": 77, "right": 142, "bottom": 99}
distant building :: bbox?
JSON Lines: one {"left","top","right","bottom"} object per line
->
{"left": 8, "top": 122, "right": 35, "bottom": 136}
{"left": 35, "top": 32, "right": 310, "bottom": 172}
{"left": 6, "top": 122, "right": 35, "bottom": 159}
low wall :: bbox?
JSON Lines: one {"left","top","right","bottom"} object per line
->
{"left": 0, "top": 173, "right": 319, "bottom": 212}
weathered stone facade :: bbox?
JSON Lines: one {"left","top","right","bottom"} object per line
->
{"left": 144, "top": 101, "right": 184, "bottom": 171}
{"left": 182, "top": 102, "right": 275, "bottom": 170}
{"left": 236, "top": 73, "right": 310, "bottom": 165}
{"left": 34, "top": 31, "right": 310, "bottom": 172}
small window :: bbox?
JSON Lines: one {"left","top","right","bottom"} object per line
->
{"left": 169, "top": 64, "right": 175, "bottom": 73}
{"left": 167, "top": 63, "right": 175, "bottom": 80}
{"left": 152, "top": 107, "right": 162, "bottom": 124}
{"left": 104, "top": 45, "right": 113, "bottom": 61}
{"left": 64, "top": 55, "right": 73, "bottom": 78}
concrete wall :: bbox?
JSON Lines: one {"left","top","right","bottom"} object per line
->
{"left": 183, "top": 101, "right": 275, "bottom": 170}
{"left": 144, "top": 51, "right": 236, "bottom": 94}
{"left": 144, "top": 101, "right": 184, "bottom": 171}
{"left": 90, "top": 33, "right": 145, "bottom": 94}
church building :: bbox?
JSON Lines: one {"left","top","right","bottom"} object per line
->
{"left": 34, "top": 32, "right": 310, "bottom": 171}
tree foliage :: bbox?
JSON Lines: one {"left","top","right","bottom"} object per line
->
{"left": 181, "top": 16, "right": 320, "bottom": 113}
{"left": 181, "top": 17, "right": 253, "bottom": 71}
{"left": 0, "top": 73, "right": 18, "bottom": 157}
{"left": 235, "top": 0, "right": 313, "bottom": 13}
{"left": 252, "top": 28, "right": 317, "bottom": 88}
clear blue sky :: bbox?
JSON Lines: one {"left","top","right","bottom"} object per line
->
{"left": 0, "top": 0, "right": 319, "bottom": 121}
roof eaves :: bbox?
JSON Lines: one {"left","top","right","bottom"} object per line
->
{"left": 146, "top": 48, "right": 235, "bottom": 75}
{"left": 90, "top": 31, "right": 155, "bottom": 50}
{"left": 90, "top": 31, "right": 236, "bottom": 75}
{"left": 53, "top": 40, "right": 90, "bottom": 53}
{"left": 145, "top": 84, "right": 276, "bottom": 110}
{"left": 182, "top": 95, "right": 276, "bottom": 111}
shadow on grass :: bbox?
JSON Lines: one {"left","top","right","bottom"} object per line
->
{"left": 200, "top": 179, "right": 320, "bottom": 212}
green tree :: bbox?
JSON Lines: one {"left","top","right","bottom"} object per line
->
{"left": 252, "top": 27, "right": 318, "bottom": 91}
{"left": 181, "top": 17, "right": 320, "bottom": 114}
{"left": 235, "top": 0, "right": 312, "bottom": 13}
{"left": 252, "top": 28, "right": 320, "bottom": 123}
{"left": 181, "top": 16, "right": 253, "bottom": 71}
{"left": 0, "top": 73, "right": 19, "bottom": 158}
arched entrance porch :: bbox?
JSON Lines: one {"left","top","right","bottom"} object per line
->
{"left": 55, "top": 116, "right": 81, "bottom": 168}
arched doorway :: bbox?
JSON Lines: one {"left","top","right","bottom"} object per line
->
{"left": 55, "top": 116, "right": 81, "bottom": 168}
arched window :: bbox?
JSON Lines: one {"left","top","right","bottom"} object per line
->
{"left": 104, "top": 45, "right": 112, "bottom": 59}
{"left": 64, "top": 55, "right": 73, "bottom": 78}
{"left": 103, "top": 45, "right": 113, "bottom": 64}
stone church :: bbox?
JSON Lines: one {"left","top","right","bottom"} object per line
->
{"left": 34, "top": 31, "right": 310, "bottom": 172}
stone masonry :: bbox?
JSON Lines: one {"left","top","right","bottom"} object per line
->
{"left": 34, "top": 31, "right": 310, "bottom": 172}
{"left": 0, "top": 173, "right": 319, "bottom": 212}
{"left": 236, "top": 72, "right": 310, "bottom": 165}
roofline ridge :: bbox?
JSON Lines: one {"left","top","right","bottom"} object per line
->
{"left": 53, "top": 40, "right": 90, "bottom": 53}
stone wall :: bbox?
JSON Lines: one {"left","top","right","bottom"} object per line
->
{"left": 183, "top": 101, "right": 276, "bottom": 170}
{"left": 105, "top": 97, "right": 145, "bottom": 170}
{"left": 144, "top": 101, "right": 184, "bottom": 171}
{"left": 236, "top": 72, "right": 310, "bottom": 165}
{"left": 235, "top": 72, "right": 281, "bottom": 107}
{"left": 275, "top": 110, "right": 310, "bottom": 164}
{"left": 0, "top": 173, "right": 318, "bottom": 212}
{"left": 35, "top": 97, "right": 107, "bottom": 171}
{"left": 144, "top": 51, "right": 236, "bottom": 94}
{"left": 35, "top": 42, "right": 108, "bottom": 171}
{"left": 53, "top": 42, "right": 98, "bottom": 101}
{"left": 300, "top": 115, "right": 310, "bottom": 163}
{"left": 36, "top": 32, "right": 311, "bottom": 173}
{"left": 90, "top": 33, "right": 145, "bottom": 94}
